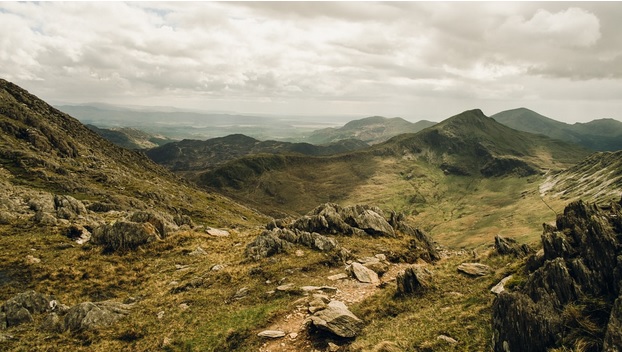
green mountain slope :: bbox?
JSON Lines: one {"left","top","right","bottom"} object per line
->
{"left": 306, "top": 115, "right": 436, "bottom": 145}
{"left": 145, "top": 134, "right": 369, "bottom": 172}
{"left": 492, "top": 107, "right": 622, "bottom": 151}
{"left": 86, "top": 124, "right": 176, "bottom": 150}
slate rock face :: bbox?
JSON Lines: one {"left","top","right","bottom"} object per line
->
{"left": 494, "top": 235, "right": 532, "bottom": 257}
{"left": 492, "top": 199, "right": 622, "bottom": 352}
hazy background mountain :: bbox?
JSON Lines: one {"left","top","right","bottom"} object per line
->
{"left": 306, "top": 116, "right": 436, "bottom": 145}
{"left": 492, "top": 107, "right": 622, "bottom": 151}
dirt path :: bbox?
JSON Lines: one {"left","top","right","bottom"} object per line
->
{"left": 258, "top": 262, "right": 412, "bottom": 352}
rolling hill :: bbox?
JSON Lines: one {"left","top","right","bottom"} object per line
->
{"left": 306, "top": 115, "right": 436, "bottom": 145}
{"left": 86, "top": 124, "right": 176, "bottom": 150}
{"left": 492, "top": 107, "right": 622, "bottom": 151}
{"left": 144, "top": 134, "right": 369, "bottom": 172}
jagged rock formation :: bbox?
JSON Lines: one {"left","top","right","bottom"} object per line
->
{"left": 396, "top": 266, "right": 433, "bottom": 295}
{"left": 494, "top": 235, "right": 532, "bottom": 257}
{"left": 246, "top": 203, "right": 439, "bottom": 264}
{"left": 492, "top": 199, "right": 622, "bottom": 352}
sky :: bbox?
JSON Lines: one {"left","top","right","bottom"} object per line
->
{"left": 1, "top": 1, "right": 621, "bottom": 123}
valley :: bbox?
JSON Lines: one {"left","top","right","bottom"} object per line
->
{"left": 1, "top": 78, "right": 622, "bottom": 352}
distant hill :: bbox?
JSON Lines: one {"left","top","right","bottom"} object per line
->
{"left": 199, "top": 109, "right": 590, "bottom": 217}
{"left": 306, "top": 116, "right": 436, "bottom": 145}
{"left": 492, "top": 107, "right": 622, "bottom": 151}
{"left": 86, "top": 124, "right": 176, "bottom": 150}
{"left": 145, "top": 134, "right": 369, "bottom": 172}
{"left": 372, "top": 109, "right": 589, "bottom": 177}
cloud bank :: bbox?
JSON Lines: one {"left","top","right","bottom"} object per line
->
{"left": 1, "top": 2, "right": 620, "bottom": 122}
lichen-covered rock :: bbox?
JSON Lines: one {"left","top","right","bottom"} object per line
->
{"left": 245, "top": 230, "right": 292, "bottom": 260}
{"left": 492, "top": 199, "right": 622, "bottom": 352}
{"left": 92, "top": 221, "right": 160, "bottom": 251}
{"left": 457, "top": 263, "right": 492, "bottom": 277}
{"left": 129, "top": 210, "right": 177, "bottom": 238}
{"left": 54, "top": 195, "right": 87, "bottom": 220}
{"left": 63, "top": 301, "right": 132, "bottom": 332}
{"left": 0, "top": 290, "right": 54, "bottom": 328}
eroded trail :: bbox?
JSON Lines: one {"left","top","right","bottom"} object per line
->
{"left": 258, "top": 262, "right": 414, "bottom": 352}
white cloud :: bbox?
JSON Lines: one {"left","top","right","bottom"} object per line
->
{"left": 0, "top": 2, "right": 620, "bottom": 122}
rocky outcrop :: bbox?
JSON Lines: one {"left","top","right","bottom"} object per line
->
{"left": 492, "top": 199, "right": 622, "bottom": 352}
{"left": 0, "top": 290, "right": 54, "bottom": 328}
{"left": 54, "top": 195, "right": 87, "bottom": 220}
{"left": 63, "top": 301, "right": 132, "bottom": 332}
{"left": 92, "top": 221, "right": 160, "bottom": 251}
{"left": 250, "top": 203, "right": 438, "bottom": 266}
{"left": 396, "top": 266, "right": 433, "bottom": 295}
{"left": 308, "top": 300, "right": 364, "bottom": 338}
{"left": 494, "top": 235, "right": 532, "bottom": 257}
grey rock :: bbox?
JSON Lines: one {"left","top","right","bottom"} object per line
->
{"left": 1, "top": 290, "right": 53, "bottom": 328}
{"left": 494, "top": 235, "right": 532, "bottom": 257}
{"left": 348, "top": 262, "right": 379, "bottom": 284}
{"left": 604, "top": 293, "right": 622, "bottom": 351}
{"left": 64, "top": 301, "right": 132, "bottom": 332}
{"left": 245, "top": 230, "right": 292, "bottom": 260}
{"left": 32, "top": 210, "right": 57, "bottom": 225}
{"left": 232, "top": 287, "right": 249, "bottom": 300}
{"left": 328, "top": 273, "right": 349, "bottom": 281}
{"left": 396, "top": 266, "right": 433, "bottom": 295}
{"left": 129, "top": 210, "right": 175, "bottom": 238}
{"left": 38, "top": 312, "right": 64, "bottom": 333}
{"left": 309, "top": 300, "right": 363, "bottom": 338}
{"left": 206, "top": 227, "right": 230, "bottom": 237}
{"left": 92, "top": 220, "right": 160, "bottom": 251}
{"left": 257, "top": 330, "right": 286, "bottom": 338}
{"left": 188, "top": 246, "right": 207, "bottom": 256}
{"left": 457, "top": 263, "right": 493, "bottom": 277}
{"left": 54, "top": 195, "right": 87, "bottom": 220}
{"left": 491, "top": 275, "right": 513, "bottom": 295}
{"left": 437, "top": 334, "right": 458, "bottom": 344}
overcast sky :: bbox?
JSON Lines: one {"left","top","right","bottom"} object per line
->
{"left": 1, "top": 2, "right": 621, "bottom": 123}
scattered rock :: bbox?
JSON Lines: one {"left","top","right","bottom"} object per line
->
{"left": 348, "top": 262, "right": 379, "bottom": 284}
{"left": 245, "top": 230, "right": 292, "bottom": 260}
{"left": 328, "top": 273, "right": 349, "bottom": 281}
{"left": 295, "top": 249, "right": 305, "bottom": 257}
{"left": 211, "top": 264, "right": 225, "bottom": 271}
{"left": 25, "top": 255, "right": 41, "bottom": 264}
{"left": 179, "top": 303, "right": 189, "bottom": 311}
{"left": 457, "top": 263, "right": 492, "bottom": 277}
{"left": 491, "top": 275, "right": 513, "bottom": 295}
{"left": 0, "top": 290, "right": 54, "bottom": 328}
{"left": 188, "top": 246, "right": 207, "bottom": 256}
{"left": 309, "top": 294, "right": 330, "bottom": 313}
{"left": 257, "top": 330, "right": 286, "bottom": 338}
{"left": 494, "top": 235, "right": 532, "bottom": 257}
{"left": 38, "top": 312, "right": 63, "bottom": 333}
{"left": 437, "top": 334, "right": 458, "bottom": 344}
{"left": 308, "top": 300, "right": 363, "bottom": 338}
{"left": 54, "top": 195, "right": 87, "bottom": 220}
{"left": 288, "top": 332, "right": 298, "bottom": 339}
{"left": 206, "top": 227, "right": 230, "bottom": 237}
{"left": 232, "top": 287, "right": 249, "bottom": 300}
{"left": 396, "top": 266, "right": 433, "bottom": 295}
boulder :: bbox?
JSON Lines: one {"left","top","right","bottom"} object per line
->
{"left": 54, "top": 195, "right": 87, "bottom": 220}
{"left": 604, "top": 293, "right": 622, "bottom": 350}
{"left": 348, "top": 262, "right": 379, "bottom": 284}
{"left": 308, "top": 300, "right": 364, "bottom": 338}
{"left": 129, "top": 210, "right": 175, "bottom": 238}
{"left": 38, "top": 312, "right": 64, "bottom": 333}
{"left": 0, "top": 290, "right": 54, "bottom": 328}
{"left": 245, "top": 230, "right": 292, "bottom": 260}
{"left": 494, "top": 235, "right": 532, "bottom": 257}
{"left": 457, "top": 263, "right": 493, "bottom": 277}
{"left": 350, "top": 209, "right": 395, "bottom": 237}
{"left": 396, "top": 266, "right": 433, "bottom": 295}
{"left": 92, "top": 221, "right": 160, "bottom": 251}
{"left": 205, "top": 227, "right": 230, "bottom": 237}
{"left": 64, "top": 301, "right": 132, "bottom": 332}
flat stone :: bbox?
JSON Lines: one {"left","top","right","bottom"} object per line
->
{"left": 437, "top": 334, "right": 458, "bottom": 344}
{"left": 206, "top": 227, "right": 230, "bottom": 237}
{"left": 308, "top": 300, "right": 363, "bottom": 338}
{"left": 328, "top": 273, "right": 349, "bottom": 281}
{"left": 457, "top": 262, "right": 493, "bottom": 277}
{"left": 348, "top": 262, "right": 379, "bottom": 284}
{"left": 257, "top": 330, "right": 286, "bottom": 338}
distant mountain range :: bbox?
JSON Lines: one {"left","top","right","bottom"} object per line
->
{"left": 145, "top": 134, "right": 368, "bottom": 171}
{"left": 306, "top": 116, "right": 436, "bottom": 145}
{"left": 492, "top": 108, "right": 622, "bottom": 151}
